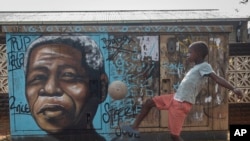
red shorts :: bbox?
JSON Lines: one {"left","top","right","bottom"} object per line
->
{"left": 152, "top": 94, "right": 192, "bottom": 136}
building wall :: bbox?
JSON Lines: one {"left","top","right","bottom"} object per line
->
{"left": 0, "top": 24, "right": 241, "bottom": 140}
{"left": 229, "top": 21, "right": 249, "bottom": 43}
{"left": 228, "top": 43, "right": 250, "bottom": 125}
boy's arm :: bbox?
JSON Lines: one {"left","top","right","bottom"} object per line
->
{"left": 208, "top": 72, "right": 243, "bottom": 99}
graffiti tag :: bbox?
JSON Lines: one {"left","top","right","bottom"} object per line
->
{"left": 9, "top": 96, "right": 30, "bottom": 115}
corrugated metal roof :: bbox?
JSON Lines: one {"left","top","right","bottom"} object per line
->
{"left": 0, "top": 10, "right": 249, "bottom": 25}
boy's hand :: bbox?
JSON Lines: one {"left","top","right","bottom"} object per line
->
{"left": 233, "top": 88, "right": 243, "bottom": 99}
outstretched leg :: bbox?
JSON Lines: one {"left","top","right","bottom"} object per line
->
{"left": 122, "top": 98, "right": 156, "bottom": 134}
{"left": 132, "top": 98, "right": 156, "bottom": 129}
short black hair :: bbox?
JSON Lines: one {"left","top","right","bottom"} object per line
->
{"left": 189, "top": 41, "right": 209, "bottom": 59}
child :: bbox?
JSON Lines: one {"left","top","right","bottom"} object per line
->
{"left": 122, "top": 41, "right": 243, "bottom": 141}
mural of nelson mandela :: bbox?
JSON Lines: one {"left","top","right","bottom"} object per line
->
{"left": 23, "top": 35, "right": 109, "bottom": 140}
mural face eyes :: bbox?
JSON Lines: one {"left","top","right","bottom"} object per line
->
{"left": 26, "top": 44, "right": 90, "bottom": 132}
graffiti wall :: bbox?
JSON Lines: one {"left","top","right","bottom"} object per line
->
{"left": 6, "top": 32, "right": 229, "bottom": 140}
{"left": 6, "top": 33, "right": 160, "bottom": 139}
{"left": 7, "top": 34, "right": 110, "bottom": 137}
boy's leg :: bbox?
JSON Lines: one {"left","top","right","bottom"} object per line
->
{"left": 132, "top": 99, "right": 156, "bottom": 129}
{"left": 168, "top": 100, "right": 192, "bottom": 141}
{"left": 132, "top": 94, "right": 173, "bottom": 129}
{"left": 122, "top": 98, "right": 156, "bottom": 134}
{"left": 171, "top": 134, "right": 184, "bottom": 141}
{"left": 122, "top": 94, "right": 173, "bottom": 135}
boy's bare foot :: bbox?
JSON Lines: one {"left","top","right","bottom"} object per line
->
{"left": 121, "top": 125, "right": 140, "bottom": 136}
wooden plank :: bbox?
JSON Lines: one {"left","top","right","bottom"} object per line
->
{"left": 208, "top": 34, "right": 229, "bottom": 130}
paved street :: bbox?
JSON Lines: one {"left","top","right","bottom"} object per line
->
{"left": 1, "top": 131, "right": 229, "bottom": 141}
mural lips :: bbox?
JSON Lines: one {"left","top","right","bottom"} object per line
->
{"left": 37, "top": 104, "right": 66, "bottom": 119}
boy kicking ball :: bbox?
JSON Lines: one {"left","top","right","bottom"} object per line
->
{"left": 122, "top": 41, "right": 243, "bottom": 141}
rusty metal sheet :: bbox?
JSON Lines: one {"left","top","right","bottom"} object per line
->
{"left": 1, "top": 25, "right": 233, "bottom": 33}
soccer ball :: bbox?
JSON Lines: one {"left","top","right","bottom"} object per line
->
{"left": 108, "top": 80, "right": 128, "bottom": 100}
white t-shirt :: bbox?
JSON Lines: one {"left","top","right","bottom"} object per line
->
{"left": 174, "top": 62, "right": 214, "bottom": 104}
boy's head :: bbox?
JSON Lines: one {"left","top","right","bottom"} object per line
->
{"left": 189, "top": 41, "right": 209, "bottom": 59}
